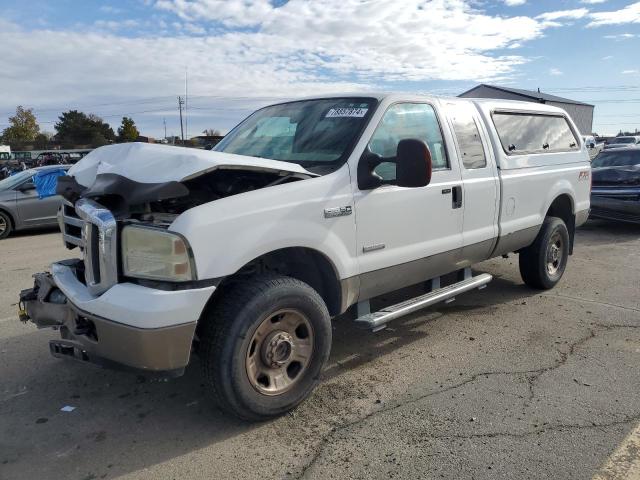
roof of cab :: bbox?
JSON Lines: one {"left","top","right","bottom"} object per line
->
{"left": 272, "top": 93, "right": 571, "bottom": 116}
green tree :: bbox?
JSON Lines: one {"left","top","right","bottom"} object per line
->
{"left": 1, "top": 106, "right": 40, "bottom": 148}
{"left": 54, "top": 110, "right": 115, "bottom": 147}
{"left": 117, "top": 117, "right": 139, "bottom": 142}
{"left": 33, "top": 132, "right": 52, "bottom": 149}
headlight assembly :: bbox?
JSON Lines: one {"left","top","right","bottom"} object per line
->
{"left": 121, "top": 225, "right": 195, "bottom": 282}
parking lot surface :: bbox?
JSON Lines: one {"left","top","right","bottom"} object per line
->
{"left": 1, "top": 221, "right": 639, "bottom": 480}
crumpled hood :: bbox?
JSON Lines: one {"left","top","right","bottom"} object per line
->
{"left": 68, "top": 142, "right": 316, "bottom": 187}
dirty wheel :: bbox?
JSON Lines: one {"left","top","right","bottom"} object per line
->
{"left": 0, "top": 211, "right": 12, "bottom": 239}
{"left": 199, "top": 274, "right": 331, "bottom": 421}
{"left": 245, "top": 309, "right": 314, "bottom": 396}
{"left": 519, "top": 216, "right": 569, "bottom": 290}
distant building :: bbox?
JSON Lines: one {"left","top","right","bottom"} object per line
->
{"left": 459, "top": 84, "right": 594, "bottom": 135}
{"left": 190, "top": 135, "right": 224, "bottom": 149}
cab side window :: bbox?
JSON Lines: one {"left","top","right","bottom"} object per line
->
{"left": 368, "top": 103, "right": 448, "bottom": 182}
{"left": 449, "top": 106, "right": 487, "bottom": 169}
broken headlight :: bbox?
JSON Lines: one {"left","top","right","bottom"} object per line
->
{"left": 121, "top": 225, "right": 196, "bottom": 282}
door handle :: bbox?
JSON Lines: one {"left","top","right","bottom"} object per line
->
{"left": 452, "top": 186, "right": 462, "bottom": 209}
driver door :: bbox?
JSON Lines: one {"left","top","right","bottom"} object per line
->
{"left": 353, "top": 102, "right": 464, "bottom": 300}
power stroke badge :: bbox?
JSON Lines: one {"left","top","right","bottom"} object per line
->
{"left": 324, "top": 206, "right": 353, "bottom": 218}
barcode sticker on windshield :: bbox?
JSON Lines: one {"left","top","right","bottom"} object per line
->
{"left": 326, "top": 108, "right": 368, "bottom": 118}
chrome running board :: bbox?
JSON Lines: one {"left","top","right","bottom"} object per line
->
{"left": 355, "top": 272, "right": 493, "bottom": 331}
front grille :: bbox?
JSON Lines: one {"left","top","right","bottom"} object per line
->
{"left": 60, "top": 199, "right": 118, "bottom": 296}
{"left": 59, "top": 200, "right": 84, "bottom": 248}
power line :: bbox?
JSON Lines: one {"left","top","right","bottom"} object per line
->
{"left": 0, "top": 96, "right": 177, "bottom": 117}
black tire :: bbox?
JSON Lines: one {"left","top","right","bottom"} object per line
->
{"left": 0, "top": 211, "right": 12, "bottom": 239}
{"left": 199, "top": 274, "right": 332, "bottom": 421}
{"left": 519, "top": 216, "right": 570, "bottom": 290}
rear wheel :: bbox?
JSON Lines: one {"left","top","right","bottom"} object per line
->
{"left": 519, "top": 216, "right": 570, "bottom": 289}
{"left": 0, "top": 211, "right": 12, "bottom": 239}
{"left": 199, "top": 274, "right": 332, "bottom": 421}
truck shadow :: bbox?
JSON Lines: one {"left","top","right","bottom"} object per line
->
{"left": 324, "top": 274, "right": 538, "bottom": 380}
{"left": 1, "top": 272, "right": 539, "bottom": 479}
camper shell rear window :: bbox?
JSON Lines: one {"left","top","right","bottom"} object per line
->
{"left": 491, "top": 111, "right": 579, "bottom": 156}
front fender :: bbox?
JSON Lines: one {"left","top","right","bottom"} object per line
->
{"left": 169, "top": 165, "right": 357, "bottom": 281}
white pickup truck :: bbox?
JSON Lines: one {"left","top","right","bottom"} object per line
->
{"left": 19, "top": 94, "right": 591, "bottom": 420}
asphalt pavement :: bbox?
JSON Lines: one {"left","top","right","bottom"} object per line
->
{"left": 1, "top": 221, "right": 639, "bottom": 480}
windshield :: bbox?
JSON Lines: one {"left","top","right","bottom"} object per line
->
{"left": 592, "top": 150, "right": 640, "bottom": 168}
{"left": 609, "top": 137, "right": 636, "bottom": 144}
{"left": 0, "top": 169, "right": 35, "bottom": 190}
{"left": 215, "top": 97, "right": 377, "bottom": 172}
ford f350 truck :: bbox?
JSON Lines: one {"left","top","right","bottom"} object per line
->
{"left": 19, "top": 94, "right": 591, "bottom": 420}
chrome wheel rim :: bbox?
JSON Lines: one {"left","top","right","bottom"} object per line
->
{"left": 546, "top": 231, "right": 564, "bottom": 276}
{"left": 0, "top": 216, "right": 6, "bottom": 235}
{"left": 245, "top": 309, "right": 314, "bottom": 396}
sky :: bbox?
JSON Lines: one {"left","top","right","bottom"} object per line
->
{"left": 0, "top": 0, "right": 639, "bottom": 138}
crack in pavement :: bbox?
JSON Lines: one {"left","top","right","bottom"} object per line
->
{"left": 542, "top": 293, "right": 640, "bottom": 314}
{"left": 297, "top": 323, "right": 633, "bottom": 478}
{"left": 591, "top": 323, "right": 640, "bottom": 330}
{"left": 424, "top": 414, "right": 640, "bottom": 441}
{"left": 525, "top": 328, "right": 596, "bottom": 404}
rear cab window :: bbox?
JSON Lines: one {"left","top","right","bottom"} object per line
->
{"left": 492, "top": 112, "right": 579, "bottom": 155}
{"left": 448, "top": 105, "right": 487, "bottom": 169}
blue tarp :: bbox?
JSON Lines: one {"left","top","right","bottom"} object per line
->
{"left": 33, "top": 169, "right": 67, "bottom": 199}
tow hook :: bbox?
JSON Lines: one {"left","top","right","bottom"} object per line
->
{"left": 18, "top": 288, "right": 38, "bottom": 323}
{"left": 18, "top": 272, "right": 71, "bottom": 328}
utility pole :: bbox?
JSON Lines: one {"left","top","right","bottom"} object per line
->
{"left": 178, "top": 96, "right": 185, "bottom": 145}
{"left": 163, "top": 118, "right": 167, "bottom": 141}
{"left": 185, "top": 68, "right": 188, "bottom": 142}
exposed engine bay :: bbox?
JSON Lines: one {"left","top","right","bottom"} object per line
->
{"left": 57, "top": 167, "right": 307, "bottom": 226}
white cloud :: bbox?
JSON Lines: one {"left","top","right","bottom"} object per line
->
{"left": 0, "top": 1, "right": 550, "bottom": 108}
{"left": 549, "top": 68, "right": 563, "bottom": 76}
{"left": 536, "top": 8, "right": 589, "bottom": 21}
{"left": 602, "top": 55, "right": 613, "bottom": 60}
{"left": 93, "top": 19, "right": 139, "bottom": 30}
{"left": 99, "top": 5, "right": 123, "bottom": 14}
{"left": 588, "top": 1, "right": 640, "bottom": 26}
{"left": 622, "top": 69, "right": 639, "bottom": 74}
{"left": 604, "top": 33, "right": 637, "bottom": 40}
{"left": 504, "top": 0, "right": 526, "bottom": 6}
{"left": 0, "top": 1, "right": 567, "bottom": 134}
{"left": 155, "top": 0, "right": 274, "bottom": 27}
{"left": 580, "top": 0, "right": 607, "bottom": 4}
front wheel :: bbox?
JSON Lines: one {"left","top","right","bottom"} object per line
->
{"left": 519, "top": 216, "right": 570, "bottom": 290}
{"left": 199, "top": 274, "right": 332, "bottom": 421}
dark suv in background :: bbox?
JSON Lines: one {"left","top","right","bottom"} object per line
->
{"left": 590, "top": 147, "right": 640, "bottom": 224}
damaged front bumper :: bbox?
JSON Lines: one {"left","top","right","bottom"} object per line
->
{"left": 19, "top": 259, "right": 216, "bottom": 376}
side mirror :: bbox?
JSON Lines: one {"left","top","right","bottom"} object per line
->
{"left": 396, "top": 139, "right": 432, "bottom": 188}
{"left": 17, "top": 181, "right": 36, "bottom": 192}
{"left": 357, "top": 150, "right": 384, "bottom": 190}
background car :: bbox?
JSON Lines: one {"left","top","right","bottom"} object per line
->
{"left": 590, "top": 147, "right": 640, "bottom": 224}
{"left": 582, "top": 134, "right": 603, "bottom": 160}
{"left": 603, "top": 136, "right": 640, "bottom": 150}
{"left": 0, "top": 165, "right": 70, "bottom": 239}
